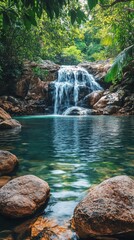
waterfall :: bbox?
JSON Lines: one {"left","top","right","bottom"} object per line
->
{"left": 53, "top": 66, "right": 102, "bottom": 114}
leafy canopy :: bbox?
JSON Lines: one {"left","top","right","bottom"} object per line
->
{"left": 1, "top": 0, "right": 133, "bottom": 29}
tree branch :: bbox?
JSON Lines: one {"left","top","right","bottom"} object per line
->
{"left": 99, "top": 0, "right": 132, "bottom": 8}
{"left": 124, "top": 7, "right": 134, "bottom": 12}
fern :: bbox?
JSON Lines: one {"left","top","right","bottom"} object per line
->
{"left": 105, "top": 45, "right": 134, "bottom": 83}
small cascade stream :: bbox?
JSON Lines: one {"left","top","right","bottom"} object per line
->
{"left": 53, "top": 66, "right": 102, "bottom": 115}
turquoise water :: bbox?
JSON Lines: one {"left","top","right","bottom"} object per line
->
{"left": 0, "top": 115, "right": 134, "bottom": 230}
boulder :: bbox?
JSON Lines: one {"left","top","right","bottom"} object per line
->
{"left": 0, "top": 107, "right": 11, "bottom": 122}
{"left": 93, "top": 91, "right": 124, "bottom": 114}
{"left": 103, "top": 105, "right": 120, "bottom": 115}
{"left": 0, "top": 107, "right": 21, "bottom": 129}
{"left": 73, "top": 175, "right": 134, "bottom": 239}
{"left": 0, "top": 119, "right": 21, "bottom": 130}
{"left": 63, "top": 106, "right": 93, "bottom": 116}
{"left": 83, "top": 90, "right": 103, "bottom": 107}
{"left": 0, "top": 150, "right": 18, "bottom": 176}
{"left": 0, "top": 175, "right": 50, "bottom": 218}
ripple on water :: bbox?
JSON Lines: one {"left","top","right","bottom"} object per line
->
{"left": 0, "top": 115, "right": 133, "bottom": 231}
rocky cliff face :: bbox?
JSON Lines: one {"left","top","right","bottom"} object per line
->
{"left": 81, "top": 61, "right": 134, "bottom": 115}
{"left": 0, "top": 60, "right": 59, "bottom": 115}
{"left": 0, "top": 60, "right": 133, "bottom": 116}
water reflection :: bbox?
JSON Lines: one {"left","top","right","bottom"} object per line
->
{"left": 0, "top": 115, "right": 133, "bottom": 224}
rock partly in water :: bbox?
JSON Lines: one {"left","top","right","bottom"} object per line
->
{"left": 73, "top": 175, "right": 134, "bottom": 239}
{"left": 0, "top": 107, "right": 21, "bottom": 129}
{"left": 63, "top": 106, "right": 93, "bottom": 116}
{"left": 0, "top": 150, "right": 18, "bottom": 176}
{"left": 91, "top": 90, "right": 125, "bottom": 115}
{"left": 0, "top": 175, "right": 50, "bottom": 218}
{"left": 0, "top": 107, "right": 11, "bottom": 122}
{"left": 0, "top": 119, "right": 21, "bottom": 130}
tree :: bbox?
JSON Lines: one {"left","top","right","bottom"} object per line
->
{"left": 0, "top": 0, "right": 86, "bottom": 30}
{"left": 0, "top": 0, "right": 133, "bottom": 31}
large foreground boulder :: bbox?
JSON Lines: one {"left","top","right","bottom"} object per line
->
{"left": 0, "top": 150, "right": 18, "bottom": 176}
{"left": 0, "top": 175, "right": 50, "bottom": 218}
{"left": 73, "top": 175, "right": 134, "bottom": 239}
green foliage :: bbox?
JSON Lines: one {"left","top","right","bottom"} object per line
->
{"left": 105, "top": 45, "right": 134, "bottom": 83}
{"left": 0, "top": 20, "right": 42, "bottom": 94}
{"left": 69, "top": 7, "right": 86, "bottom": 24}
{"left": 87, "top": 0, "right": 98, "bottom": 10}
{"left": 32, "top": 67, "right": 48, "bottom": 80}
{"left": 60, "top": 45, "right": 83, "bottom": 65}
{"left": 0, "top": 0, "right": 87, "bottom": 30}
{"left": 0, "top": 0, "right": 134, "bottom": 94}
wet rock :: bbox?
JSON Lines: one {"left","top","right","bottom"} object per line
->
{"left": 93, "top": 95, "right": 109, "bottom": 109}
{"left": 93, "top": 91, "right": 124, "bottom": 114}
{"left": 73, "top": 175, "right": 134, "bottom": 239}
{"left": 0, "top": 175, "right": 50, "bottom": 218}
{"left": 0, "top": 107, "right": 11, "bottom": 122}
{"left": 63, "top": 106, "right": 93, "bottom": 116}
{"left": 31, "top": 216, "right": 74, "bottom": 240}
{"left": 0, "top": 151, "right": 18, "bottom": 176}
{"left": 79, "top": 61, "right": 111, "bottom": 84}
{"left": 103, "top": 105, "right": 120, "bottom": 115}
{"left": 83, "top": 90, "right": 104, "bottom": 107}
{"left": 0, "top": 119, "right": 21, "bottom": 130}
{"left": 0, "top": 107, "right": 21, "bottom": 129}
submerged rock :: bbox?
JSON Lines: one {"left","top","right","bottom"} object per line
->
{"left": 0, "top": 175, "right": 50, "bottom": 218}
{"left": 0, "top": 150, "right": 18, "bottom": 176}
{"left": 31, "top": 216, "right": 75, "bottom": 240}
{"left": 63, "top": 106, "right": 93, "bottom": 116}
{"left": 73, "top": 175, "right": 134, "bottom": 239}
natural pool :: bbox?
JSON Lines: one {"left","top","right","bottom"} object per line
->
{"left": 0, "top": 115, "right": 134, "bottom": 235}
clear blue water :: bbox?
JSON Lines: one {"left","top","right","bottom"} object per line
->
{"left": 0, "top": 115, "right": 134, "bottom": 232}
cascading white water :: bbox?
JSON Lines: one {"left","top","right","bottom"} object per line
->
{"left": 54, "top": 66, "right": 102, "bottom": 114}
